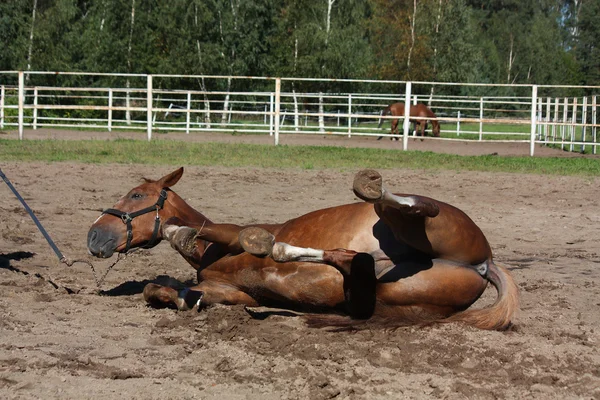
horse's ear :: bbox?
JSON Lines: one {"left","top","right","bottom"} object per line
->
{"left": 157, "top": 167, "right": 184, "bottom": 188}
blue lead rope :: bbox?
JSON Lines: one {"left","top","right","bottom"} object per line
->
{"left": 0, "top": 168, "right": 65, "bottom": 262}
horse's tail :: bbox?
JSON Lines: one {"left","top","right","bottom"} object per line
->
{"left": 378, "top": 106, "right": 392, "bottom": 128}
{"left": 442, "top": 261, "right": 519, "bottom": 330}
{"left": 304, "top": 260, "right": 519, "bottom": 332}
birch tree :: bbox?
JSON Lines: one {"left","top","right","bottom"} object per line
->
{"left": 193, "top": 1, "right": 212, "bottom": 128}
{"left": 25, "top": 0, "right": 38, "bottom": 82}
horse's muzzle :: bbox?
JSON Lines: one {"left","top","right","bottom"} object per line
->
{"left": 87, "top": 226, "right": 120, "bottom": 258}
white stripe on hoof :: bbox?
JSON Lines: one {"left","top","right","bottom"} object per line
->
{"left": 177, "top": 287, "right": 192, "bottom": 311}
{"left": 382, "top": 191, "right": 417, "bottom": 207}
{"left": 272, "top": 242, "right": 324, "bottom": 263}
{"left": 162, "top": 224, "right": 181, "bottom": 241}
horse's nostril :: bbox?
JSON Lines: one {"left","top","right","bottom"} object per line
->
{"left": 90, "top": 230, "right": 98, "bottom": 242}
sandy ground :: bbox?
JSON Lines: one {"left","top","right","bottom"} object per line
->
{"left": 0, "top": 129, "right": 599, "bottom": 399}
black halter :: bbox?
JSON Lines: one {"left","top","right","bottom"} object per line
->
{"left": 101, "top": 189, "right": 168, "bottom": 253}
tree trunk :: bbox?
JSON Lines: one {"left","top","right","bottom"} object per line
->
{"left": 293, "top": 27, "right": 299, "bottom": 131}
{"left": 507, "top": 33, "right": 515, "bottom": 84}
{"left": 406, "top": 0, "right": 417, "bottom": 77}
{"left": 321, "top": 0, "right": 336, "bottom": 73}
{"left": 428, "top": 0, "right": 444, "bottom": 105}
{"left": 126, "top": 0, "right": 136, "bottom": 125}
{"left": 325, "top": 0, "right": 335, "bottom": 47}
{"left": 219, "top": 3, "right": 238, "bottom": 126}
{"left": 195, "top": 4, "right": 211, "bottom": 128}
{"left": 100, "top": 0, "right": 107, "bottom": 32}
{"left": 26, "top": 0, "right": 38, "bottom": 82}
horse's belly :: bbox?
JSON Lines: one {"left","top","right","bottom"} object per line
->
{"left": 249, "top": 263, "right": 345, "bottom": 309}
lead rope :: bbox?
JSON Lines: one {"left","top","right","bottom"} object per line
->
{"left": 62, "top": 253, "right": 129, "bottom": 289}
{"left": 1, "top": 168, "right": 123, "bottom": 291}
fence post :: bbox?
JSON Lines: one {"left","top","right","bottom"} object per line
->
{"left": 552, "top": 97, "right": 559, "bottom": 143}
{"left": 545, "top": 97, "right": 551, "bottom": 143}
{"left": 537, "top": 97, "right": 544, "bottom": 141}
{"left": 529, "top": 85, "right": 538, "bottom": 156}
{"left": 184, "top": 91, "right": 191, "bottom": 134}
{"left": 479, "top": 97, "right": 483, "bottom": 141}
{"left": 582, "top": 97, "right": 588, "bottom": 153}
{"left": 456, "top": 110, "right": 461, "bottom": 136}
{"left": 108, "top": 89, "right": 113, "bottom": 132}
{"left": 402, "top": 82, "right": 412, "bottom": 151}
{"left": 347, "top": 93, "right": 352, "bottom": 138}
{"left": 570, "top": 98, "right": 577, "bottom": 152}
{"left": 1, "top": 85, "right": 5, "bottom": 129}
{"left": 274, "top": 78, "right": 281, "bottom": 146}
{"left": 147, "top": 75, "right": 153, "bottom": 141}
{"left": 18, "top": 71, "right": 24, "bottom": 140}
{"left": 562, "top": 98, "right": 568, "bottom": 150}
{"left": 33, "top": 87, "right": 38, "bottom": 130}
{"left": 269, "top": 93, "right": 274, "bottom": 136}
{"left": 593, "top": 96, "right": 597, "bottom": 155}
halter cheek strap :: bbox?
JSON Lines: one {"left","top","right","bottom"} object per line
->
{"left": 101, "top": 189, "right": 168, "bottom": 253}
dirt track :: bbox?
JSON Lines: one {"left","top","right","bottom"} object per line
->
{"left": 1, "top": 131, "right": 599, "bottom": 399}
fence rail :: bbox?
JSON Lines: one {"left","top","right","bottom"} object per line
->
{"left": 1, "top": 71, "right": 599, "bottom": 156}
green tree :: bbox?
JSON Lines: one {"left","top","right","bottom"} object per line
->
{"left": 575, "top": 0, "right": 600, "bottom": 86}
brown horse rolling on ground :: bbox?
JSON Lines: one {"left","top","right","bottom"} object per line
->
{"left": 87, "top": 168, "right": 518, "bottom": 330}
{"left": 378, "top": 102, "right": 441, "bottom": 139}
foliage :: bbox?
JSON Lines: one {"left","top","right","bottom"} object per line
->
{"left": 0, "top": 0, "right": 597, "bottom": 87}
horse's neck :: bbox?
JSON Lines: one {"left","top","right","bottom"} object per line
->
{"left": 426, "top": 108, "right": 439, "bottom": 125}
{"left": 168, "top": 190, "right": 213, "bottom": 226}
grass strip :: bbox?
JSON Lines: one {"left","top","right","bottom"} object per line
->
{"left": 1, "top": 138, "right": 599, "bottom": 176}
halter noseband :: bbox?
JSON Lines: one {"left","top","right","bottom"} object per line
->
{"left": 101, "top": 189, "right": 168, "bottom": 252}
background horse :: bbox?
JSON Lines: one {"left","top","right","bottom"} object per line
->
{"left": 87, "top": 167, "right": 518, "bottom": 330}
{"left": 378, "top": 102, "right": 441, "bottom": 138}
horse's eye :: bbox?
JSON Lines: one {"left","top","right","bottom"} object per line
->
{"left": 131, "top": 193, "right": 144, "bottom": 200}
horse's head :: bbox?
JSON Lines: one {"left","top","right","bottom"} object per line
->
{"left": 432, "top": 122, "right": 441, "bottom": 137}
{"left": 87, "top": 167, "right": 184, "bottom": 258}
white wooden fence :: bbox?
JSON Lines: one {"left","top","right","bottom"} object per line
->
{"left": 1, "top": 71, "right": 598, "bottom": 156}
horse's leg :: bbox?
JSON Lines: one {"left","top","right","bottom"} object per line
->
{"left": 375, "top": 259, "right": 488, "bottom": 319}
{"left": 163, "top": 217, "right": 279, "bottom": 256}
{"left": 143, "top": 280, "right": 259, "bottom": 310}
{"left": 239, "top": 227, "right": 356, "bottom": 274}
{"left": 143, "top": 283, "right": 204, "bottom": 310}
{"left": 390, "top": 119, "right": 398, "bottom": 140}
{"left": 353, "top": 169, "right": 492, "bottom": 265}
{"left": 353, "top": 170, "right": 439, "bottom": 217}
{"left": 239, "top": 227, "right": 376, "bottom": 319}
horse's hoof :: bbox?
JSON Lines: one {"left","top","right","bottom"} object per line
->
{"left": 239, "top": 227, "right": 275, "bottom": 257}
{"left": 163, "top": 225, "right": 198, "bottom": 254}
{"left": 353, "top": 169, "right": 384, "bottom": 202}
{"left": 177, "top": 288, "right": 204, "bottom": 311}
